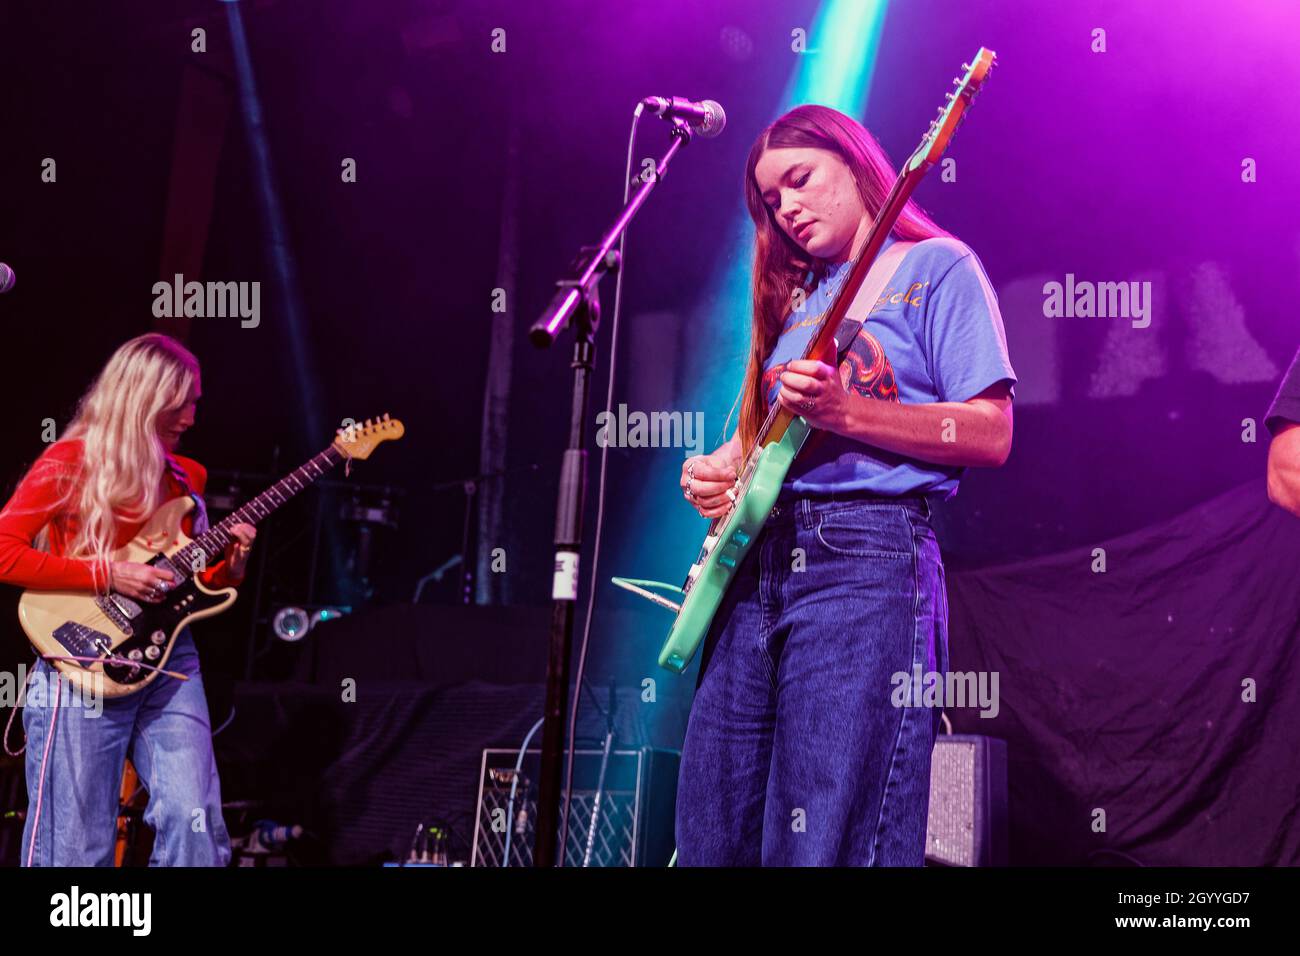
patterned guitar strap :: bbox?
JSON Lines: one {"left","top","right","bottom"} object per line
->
{"left": 727, "top": 240, "right": 913, "bottom": 448}
{"left": 164, "top": 455, "right": 210, "bottom": 537}
{"left": 829, "top": 239, "right": 915, "bottom": 365}
{"left": 795, "top": 239, "right": 915, "bottom": 457}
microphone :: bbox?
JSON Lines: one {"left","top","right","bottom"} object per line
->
{"left": 0, "top": 263, "right": 14, "bottom": 294}
{"left": 640, "top": 97, "right": 726, "bottom": 139}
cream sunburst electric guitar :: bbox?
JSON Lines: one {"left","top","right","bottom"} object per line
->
{"left": 19, "top": 415, "right": 404, "bottom": 698}
{"left": 616, "top": 48, "right": 997, "bottom": 674}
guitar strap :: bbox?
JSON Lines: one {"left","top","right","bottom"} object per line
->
{"left": 830, "top": 238, "right": 916, "bottom": 364}
{"left": 164, "top": 455, "right": 210, "bottom": 536}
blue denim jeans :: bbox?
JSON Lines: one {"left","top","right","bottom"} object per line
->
{"left": 20, "top": 628, "right": 231, "bottom": 866}
{"left": 676, "top": 495, "right": 948, "bottom": 866}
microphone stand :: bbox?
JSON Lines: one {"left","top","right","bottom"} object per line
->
{"left": 527, "top": 116, "right": 694, "bottom": 867}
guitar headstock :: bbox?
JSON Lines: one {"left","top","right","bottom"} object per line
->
{"left": 905, "top": 47, "right": 996, "bottom": 173}
{"left": 333, "top": 413, "right": 405, "bottom": 459}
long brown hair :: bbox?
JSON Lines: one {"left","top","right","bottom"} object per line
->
{"left": 736, "top": 104, "right": 949, "bottom": 452}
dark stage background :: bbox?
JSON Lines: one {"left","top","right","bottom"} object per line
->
{"left": 0, "top": 0, "right": 1297, "bottom": 865}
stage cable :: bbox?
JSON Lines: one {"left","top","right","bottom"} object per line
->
{"left": 556, "top": 102, "right": 648, "bottom": 862}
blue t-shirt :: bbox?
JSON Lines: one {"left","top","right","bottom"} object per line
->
{"left": 1265, "top": 347, "right": 1300, "bottom": 435}
{"left": 762, "top": 233, "right": 1016, "bottom": 498}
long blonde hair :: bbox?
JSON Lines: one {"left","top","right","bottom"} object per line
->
{"left": 28, "top": 333, "right": 200, "bottom": 592}
{"left": 736, "top": 104, "right": 950, "bottom": 451}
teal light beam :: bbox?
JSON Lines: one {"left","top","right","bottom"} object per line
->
{"left": 685, "top": 0, "right": 892, "bottom": 448}
{"left": 606, "top": 1, "right": 892, "bottom": 689}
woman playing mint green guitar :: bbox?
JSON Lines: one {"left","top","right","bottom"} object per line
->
{"left": 675, "top": 104, "right": 1016, "bottom": 867}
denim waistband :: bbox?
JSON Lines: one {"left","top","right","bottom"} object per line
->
{"left": 769, "top": 488, "right": 935, "bottom": 522}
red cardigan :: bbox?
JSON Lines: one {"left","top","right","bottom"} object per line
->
{"left": 0, "top": 438, "right": 244, "bottom": 591}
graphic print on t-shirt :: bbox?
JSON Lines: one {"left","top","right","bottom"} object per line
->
{"left": 763, "top": 329, "right": 901, "bottom": 407}
{"left": 758, "top": 235, "right": 1016, "bottom": 496}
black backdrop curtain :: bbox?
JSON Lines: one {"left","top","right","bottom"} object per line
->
{"left": 944, "top": 479, "right": 1300, "bottom": 865}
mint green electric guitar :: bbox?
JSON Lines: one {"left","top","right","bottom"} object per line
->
{"left": 615, "top": 49, "right": 997, "bottom": 673}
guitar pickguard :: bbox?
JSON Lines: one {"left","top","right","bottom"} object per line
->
{"left": 97, "top": 573, "right": 223, "bottom": 686}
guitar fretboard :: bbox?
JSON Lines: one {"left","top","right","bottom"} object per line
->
{"left": 172, "top": 444, "right": 345, "bottom": 575}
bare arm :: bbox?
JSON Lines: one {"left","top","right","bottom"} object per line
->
{"left": 716, "top": 432, "right": 742, "bottom": 467}
{"left": 1267, "top": 423, "right": 1300, "bottom": 517}
{"left": 837, "top": 383, "right": 1013, "bottom": 468}
{"left": 777, "top": 359, "right": 1014, "bottom": 469}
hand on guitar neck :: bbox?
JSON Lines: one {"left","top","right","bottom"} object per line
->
{"left": 108, "top": 523, "right": 255, "bottom": 602}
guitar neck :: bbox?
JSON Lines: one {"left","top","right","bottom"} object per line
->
{"left": 175, "top": 444, "right": 347, "bottom": 571}
{"left": 747, "top": 47, "right": 995, "bottom": 459}
{"left": 802, "top": 170, "right": 917, "bottom": 359}
{"left": 755, "top": 169, "right": 918, "bottom": 453}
